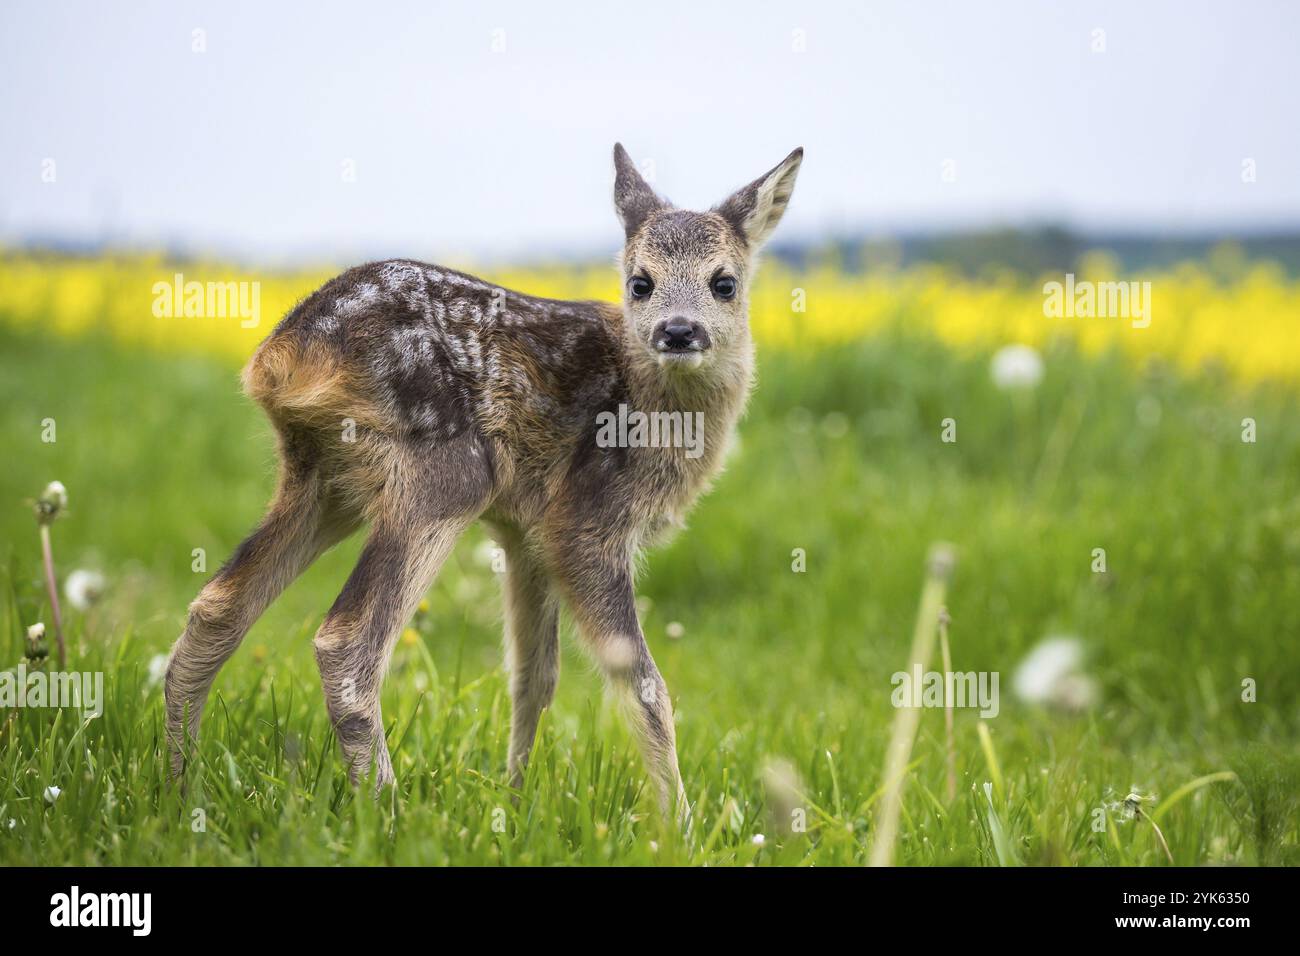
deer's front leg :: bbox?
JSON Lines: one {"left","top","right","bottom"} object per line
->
{"left": 496, "top": 526, "right": 561, "bottom": 790}
{"left": 546, "top": 535, "right": 687, "bottom": 820}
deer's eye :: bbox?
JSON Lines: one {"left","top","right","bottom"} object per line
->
{"left": 712, "top": 275, "right": 737, "bottom": 300}
{"left": 629, "top": 276, "right": 654, "bottom": 299}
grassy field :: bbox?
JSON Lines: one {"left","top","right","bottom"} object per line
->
{"left": 0, "top": 283, "right": 1297, "bottom": 866}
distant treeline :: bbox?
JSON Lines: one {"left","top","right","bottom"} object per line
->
{"left": 770, "top": 227, "right": 1300, "bottom": 278}
{"left": 9, "top": 228, "right": 1300, "bottom": 279}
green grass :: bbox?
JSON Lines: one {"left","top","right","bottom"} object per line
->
{"left": 0, "top": 321, "right": 1297, "bottom": 865}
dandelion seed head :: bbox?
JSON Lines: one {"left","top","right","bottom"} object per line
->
{"left": 1013, "top": 636, "right": 1097, "bottom": 711}
{"left": 990, "top": 344, "right": 1044, "bottom": 390}
{"left": 146, "top": 653, "right": 169, "bottom": 689}
{"left": 65, "top": 569, "right": 107, "bottom": 611}
{"left": 35, "top": 480, "right": 68, "bottom": 523}
{"left": 596, "top": 634, "right": 639, "bottom": 675}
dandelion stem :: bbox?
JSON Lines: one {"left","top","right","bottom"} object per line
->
{"left": 869, "top": 543, "right": 955, "bottom": 867}
{"left": 40, "top": 523, "right": 66, "bottom": 668}
{"left": 1136, "top": 805, "right": 1176, "bottom": 865}
{"left": 941, "top": 608, "right": 961, "bottom": 806}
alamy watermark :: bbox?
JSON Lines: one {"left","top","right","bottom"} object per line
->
{"left": 0, "top": 665, "right": 103, "bottom": 716}
{"left": 50, "top": 886, "right": 151, "bottom": 936}
{"left": 151, "top": 273, "right": 260, "bottom": 328}
{"left": 1043, "top": 273, "right": 1151, "bottom": 329}
{"left": 891, "top": 663, "right": 999, "bottom": 718}
{"left": 595, "top": 403, "right": 704, "bottom": 459}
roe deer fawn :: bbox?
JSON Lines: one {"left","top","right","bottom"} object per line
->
{"left": 164, "top": 144, "right": 803, "bottom": 816}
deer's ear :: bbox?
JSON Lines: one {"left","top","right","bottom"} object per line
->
{"left": 715, "top": 147, "right": 803, "bottom": 248}
{"left": 613, "top": 143, "right": 665, "bottom": 238}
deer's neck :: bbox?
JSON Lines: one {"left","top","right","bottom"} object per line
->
{"left": 622, "top": 331, "right": 755, "bottom": 475}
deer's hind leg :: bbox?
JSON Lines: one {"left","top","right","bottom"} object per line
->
{"left": 165, "top": 427, "right": 358, "bottom": 776}
{"left": 312, "top": 434, "right": 491, "bottom": 788}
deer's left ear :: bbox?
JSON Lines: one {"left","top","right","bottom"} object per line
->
{"left": 715, "top": 147, "right": 803, "bottom": 249}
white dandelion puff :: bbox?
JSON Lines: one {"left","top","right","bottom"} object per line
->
{"left": 1104, "top": 786, "right": 1157, "bottom": 822}
{"left": 990, "top": 344, "right": 1044, "bottom": 390}
{"left": 595, "top": 634, "right": 638, "bottom": 675}
{"left": 146, "top": 653, "right": 170, "bottom": 689}
{"left": 472, "top": 539, "right": 498, "bottom": 568}
{"left": 1012, "top": 636, "right": 1098, "bottom": 711}
{"left": 65, "top": 569, "right": 106, "bottom": 611}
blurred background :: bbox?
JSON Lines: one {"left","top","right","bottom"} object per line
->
{"left": 2, "top": 0, "right": 1299, "bottom": 265}
{"left": 0, "top": 0, "right": 1297, "bottom": 866}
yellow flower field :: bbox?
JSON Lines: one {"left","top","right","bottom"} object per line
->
{"left": 0, "top": 249, "right": 1295, "bottom": 383}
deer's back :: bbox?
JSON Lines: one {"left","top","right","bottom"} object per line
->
{"left": 242, "top": 258, "right": 625, "bottom": 468}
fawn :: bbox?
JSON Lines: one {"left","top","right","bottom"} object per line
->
{"left": 164, "top": 144, "right": 803, "bottom": 815}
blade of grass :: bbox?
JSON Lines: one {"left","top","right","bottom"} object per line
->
{"left": 976, "top": 721, "right": 1004, "bottom": 802}
{"left": 982, "top": 781, "right": 1020, "bottom": 866}
{"left": 1151, "top": 771, "right": 1237, "bottom": 824}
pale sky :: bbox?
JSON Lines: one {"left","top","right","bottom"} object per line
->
{"left": 1, "top": 0, "right": 1297, "bottom": 263}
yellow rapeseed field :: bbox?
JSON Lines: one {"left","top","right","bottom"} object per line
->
{"left": 0, "top": 248, "right": 1295, "bottom": 383}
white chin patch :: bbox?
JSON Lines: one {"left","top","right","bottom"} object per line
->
{"left": 657, "top": 351, "right": 704, "bottom": 371}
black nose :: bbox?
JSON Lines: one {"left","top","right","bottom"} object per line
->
{"left": 658, "top": 317, "right": 698, "bottom": 350}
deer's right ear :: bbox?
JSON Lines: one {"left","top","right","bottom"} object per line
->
{"left": 613, "top": 143, "right": 664, "bottom": 239}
